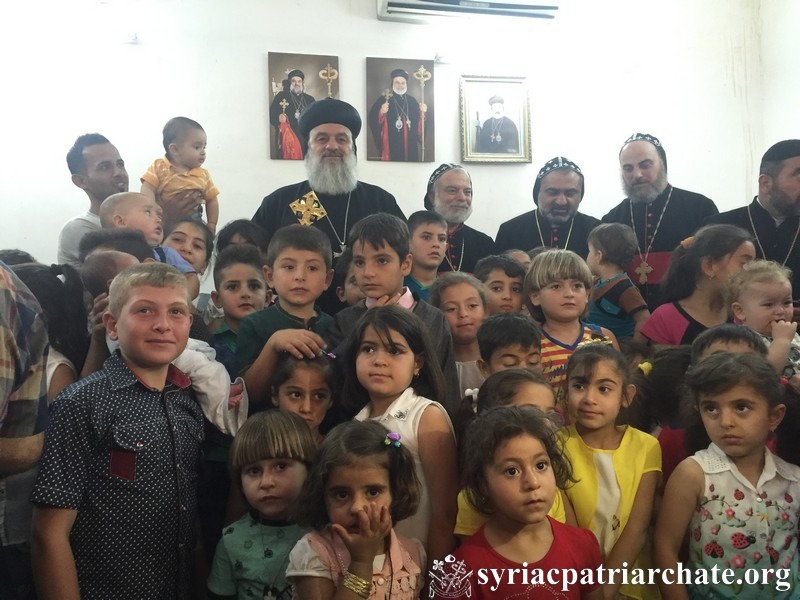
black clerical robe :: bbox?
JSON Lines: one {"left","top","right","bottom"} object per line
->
{"left": 368, "top": 93, "right": 424, "bottom": 161}
{"left": 495, "top": 210, "right": 600, "bottom": 261}
{"left": 602, "top": 185, "right": 718, "bottom": 311}
{"left": 476, "top": 117, "right": 519, "bottom": 154}
{"left": 438, "top": 224, "right": 496, "bottom": 274}
{"left": 269, "top": 90, "right": 315, "bottom": 159}
{"left": 252, "top": 181, "right": 405, "bottom": 315}
{"left": 706, "top": 197, "right": 800, "bottom": 301}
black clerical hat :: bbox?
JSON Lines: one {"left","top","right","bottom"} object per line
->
{"left": 390, "top": 69, "right": 409, "bottom": 81}
{"left": 424, "top": 163, "right": 465, "bottom": 209}
{"left": 287, "top": 69, "right": 305, "bottom": 80}
{"left": 532, "top": 157, "right": 584, "bottom": 204}
{"left": 762, "top": 140, "right": 800, "bottom": 164}
{"left": 621, "top": 133, "right": 668, "bottom": 171}
{"left": 298, "top": 98, "right": 362, "bottom": 155}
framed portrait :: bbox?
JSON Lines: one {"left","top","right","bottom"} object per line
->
{"left": 268, "top": 52, "right": 340, "bottom": 160}
{"left": 460, "top": 75, "right": 531, "bottom": 163}
{"left": 365, "top": 57, "right": 435, "bottom": 162}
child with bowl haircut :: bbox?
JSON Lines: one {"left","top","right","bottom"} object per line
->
{"left": 141, "top": 116, "right": 220, "bottom": 232}
{"left": 31, "top": 263, "right": 202, "bottom": 599}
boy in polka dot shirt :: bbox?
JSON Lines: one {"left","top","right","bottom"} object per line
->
{"left": 31, "top": 263, "right": 204, "bottom": 599}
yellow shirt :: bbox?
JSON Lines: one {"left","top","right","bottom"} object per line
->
{"left": 560, "top": 424, "right": 662, "bottom": 600}
{"left": 141, "top": 157, "right": 219, "bottom": 205}
{"left": 454, "top": 487, "right": 567, "bottom": 536}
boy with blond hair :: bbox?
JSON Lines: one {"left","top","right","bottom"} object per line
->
{"left": 31, "top": 263, "right": 202, "bottom": 599}
{"left": 727, "top": 259, "right": 799, "bottom": 380}
{"left": 236, "top": 224, "right": 334, "bottom": 404}
{"left": 99, "top": 191, "right": 200, "bottom": 298}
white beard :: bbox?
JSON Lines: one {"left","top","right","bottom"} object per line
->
{"left": 434, "top": 196, "right": 473, "bottom": 225}
{"left": 306, "top": 150, "right": 358, "bottom": 195}
{"left": 392, "top": 84, "right": 407, "bottom": 96}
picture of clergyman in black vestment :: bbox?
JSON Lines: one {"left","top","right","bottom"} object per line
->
{"left": 366, "top": 58, "right": 434, "bottom": 162}
{"left": 269, "top": 69, "right": 315, "bottom": 160}
{"left": 476, "top": 95, "right": 520, "bottom": 154}
{"left": 267, "top": 52, "right": 339, "bottom": 161}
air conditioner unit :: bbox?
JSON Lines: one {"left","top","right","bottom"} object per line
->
{"left": 377, "top": 0, "right": 559, "bottom": 23}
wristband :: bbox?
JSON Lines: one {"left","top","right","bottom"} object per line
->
{"left": 343, "top": 570, "right": 372, "bottom": 598}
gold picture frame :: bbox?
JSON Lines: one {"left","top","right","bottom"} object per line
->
{"left": 460, "top": 75, "right": 531, "bottom": 163}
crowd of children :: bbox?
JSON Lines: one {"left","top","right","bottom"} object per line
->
{"left": 9, "top": 136, "right": 800, "bottom": 600}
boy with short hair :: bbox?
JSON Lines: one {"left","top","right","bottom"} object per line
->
{"left": 586, "top": 222, "right": 650, "bottom": 341}
{"left": 473, "top": 254, "right": 526, "bottom": 314}
{"left": 324, "top": 213, "right": 461, "bottom": 417}
{"left": 690, "top": 323, "right": 768, "bottom": 365}
{"left": 211, "top": 244, "right": 269, "bottom": 378}
{"left": 405, "top": 209, "right": 447, "bottom": 301}
{"left": 476, "top": 312, "right": 543, "bottom": 377}
{"left": 31, "top": 263, "right": 202, "bottom": 599}
{"left": 332, "top": 246, "right": 364, "bottom": 308}
{"left": 99, "top": 191, "right": 200, "bottom": 298}
{"left": 141, "top": 116, "right": 220, "bottom": 233}
{"left": 236, "top": 224, "right": 334, "bottom": 404}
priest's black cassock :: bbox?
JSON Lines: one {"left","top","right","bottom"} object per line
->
{"left": 602, "top": 185, "right": 718, "bottom": 311}
{"left": 368, "top": 93, "right": 424, "bottom": 162}
{"left": 252, "top": 181, "right": 405, "bottom": 314}
{"left": 477, "top": 117, "right": 519, "bottom": 154}
{"left": 437, "top": 224, "right": 496, "bottom": 274}
{"left": 706, "top": 197, "right": 800, "bottom": 300}
{"left": 495, "top": 210, "right": 600, "bottom": 262}
{"left": 269, "top": 89, "right": 315, "bottom": 160}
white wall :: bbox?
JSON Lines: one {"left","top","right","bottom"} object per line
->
{"left": 0, "top": 0, "right": 793, "bottom": 266}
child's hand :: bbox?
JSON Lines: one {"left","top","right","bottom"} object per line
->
{"left": 370, "top": 292, "right": 402, "bottom": 308}
{"left": 228, "top": 381, "right": 244, "bottom": 409}
{"left": 89, "top": 293, "right": 109, "bottom": 338}
{"left": 265, "top": 329, "right": 326, "bottom": 359}
{"left": 331, "top": 503, "right": 392, "bottom": 564}
{"left": 771, "top": 319, "right": 797, "bottom": 343}
{"left": 161, "top": 189, "right": 202, "bottom": 223}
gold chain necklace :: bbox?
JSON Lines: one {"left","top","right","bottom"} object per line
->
{"left": 628, "top": 186, "right": 673, "bottom": 284}
{"left": 535, "top": 210, "right": 574, "bottom": 250}
{"left": 747, "top": 204, "right": 800, "bottom": 266}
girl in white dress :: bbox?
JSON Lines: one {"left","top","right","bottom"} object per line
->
{"left": 655, "top": 352, "right": 800, "bottom": 599}
{"left": 341, "top": 306, "right": 458, "bottom": 568}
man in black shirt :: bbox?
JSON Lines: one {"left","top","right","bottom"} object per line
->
{"left": 602, "top": 133, "right": 718, "bottom": 310}
{"left": 495, "top": 156, "right": 600, "bottom": 259}
{"left": 707, "top": 139, "right": 800, "bottom": 304}
{"left": 253, "top": 98, "right": 404, "bottom": 313}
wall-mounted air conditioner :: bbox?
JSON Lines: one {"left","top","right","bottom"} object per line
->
{"left": 377, "top": 0, "right": 559, "bottom": 23}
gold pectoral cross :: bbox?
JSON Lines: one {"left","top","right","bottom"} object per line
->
{"left": 635, "top": 260, "right": 654, "bottom": 285}
{"left": 289, "top": 191, "right": 327, "bottom": 226}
